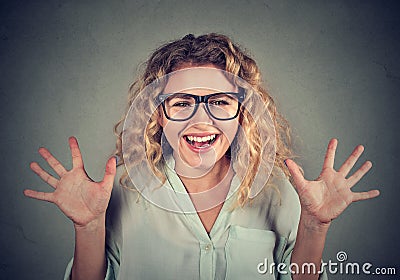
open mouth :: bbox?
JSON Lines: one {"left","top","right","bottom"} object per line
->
{"left": 183, "top": 134, "right": 219, "bottom": 149}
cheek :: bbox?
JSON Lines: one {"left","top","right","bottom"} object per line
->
{"left": 158, "top": 108, "right": 168, "bottom": 128}
{"left": 161, "top": 120, "right": 187, "bottom": 150}
{"left": 159, "top": 109, "right": 180, "bottom": 149}
{"left": 217, "top": 120, "right": 239, "bottom": 144}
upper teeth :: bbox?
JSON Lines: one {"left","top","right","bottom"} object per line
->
{"left": 186, "top": 134, "right": 216, "bottom": 142}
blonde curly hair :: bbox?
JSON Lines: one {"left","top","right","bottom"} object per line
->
{"left": 114, "top": 33, "right": 294, "bottom": 207}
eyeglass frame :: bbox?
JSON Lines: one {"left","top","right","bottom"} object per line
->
{"left": 157, "top": 89, "right": 246, "bottom": 121}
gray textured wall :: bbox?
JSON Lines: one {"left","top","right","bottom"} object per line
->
{"left": 1, "top": 1, "right": 399, "bottom": 279}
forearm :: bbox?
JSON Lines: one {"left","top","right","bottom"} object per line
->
{"left": 291, "top": 213, "right": 330, "bottom": 280}
{"left": 71, "top": 215, "right": 107, "bottom": 280}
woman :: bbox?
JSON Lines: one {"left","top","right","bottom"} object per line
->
{"left": 24, "top": 33, "right": 379, "bottom": 280}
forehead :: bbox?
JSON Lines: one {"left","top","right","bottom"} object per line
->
{"left": 163, "top": 67, "right": 238, "bottom": 93}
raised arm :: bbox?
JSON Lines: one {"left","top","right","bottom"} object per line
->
{"left": 285, "top": 138, "right": 380, "bottom": 280}
{"left": 24, "top": 136, "right": 116, "bottom": 280}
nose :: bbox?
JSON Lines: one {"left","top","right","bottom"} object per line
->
{"left": 189, "top": 103, "right": 213, "bottom": 124}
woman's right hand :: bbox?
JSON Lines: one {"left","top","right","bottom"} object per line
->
{"left": 24, "top": 136, "right": 117, "bottom": 229}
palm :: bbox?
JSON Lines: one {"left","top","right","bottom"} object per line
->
{"left": 52, "top": 169, "right": 111, "bottom": 226}
{"left": 286, "top": 139, "right": 379, "bottom": 225}
{"left": 24, "top": 137, "right": 116, "bottom": 227}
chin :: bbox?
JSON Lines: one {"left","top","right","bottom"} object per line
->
{"left": 182, "top": 152, "right": 217, "bottom": 170}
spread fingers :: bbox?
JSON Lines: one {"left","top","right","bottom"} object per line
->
{"left": 30, "top": 162, "right": 59, "bottom": 189}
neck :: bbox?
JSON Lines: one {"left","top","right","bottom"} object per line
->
{"left": 176, "top": 155, "right": 234, "bottom": 212}
{"left": 177, "top": 155, "right": 232, "bottom": 193}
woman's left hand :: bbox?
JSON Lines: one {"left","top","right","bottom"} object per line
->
{"left": 285, "top": 138, "right": 380, "bottom": 227}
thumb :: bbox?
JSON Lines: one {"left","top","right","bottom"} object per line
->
{"left": 285, "top": 159, "right": 305, "bottom": 192}
{"left": 100, "top": 156, "right": 117, "bottom": 192}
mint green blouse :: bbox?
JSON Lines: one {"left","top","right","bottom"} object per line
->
{"left": 64, "top": 162, "right": 328, "bottom": 280}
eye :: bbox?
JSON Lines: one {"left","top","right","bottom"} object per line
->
{"left": 209, "top": 99, "right": 230, "bottom": 106}
{"left": 171, "top": 101, "right": 192, "bottom": 107}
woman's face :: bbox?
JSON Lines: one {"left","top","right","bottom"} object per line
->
{"left": 158, "top": 65, "right": 240, "bottom": 177}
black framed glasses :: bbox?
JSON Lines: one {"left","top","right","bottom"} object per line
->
{"left": 157, "top": 90, "right": 246, "bottom": 121}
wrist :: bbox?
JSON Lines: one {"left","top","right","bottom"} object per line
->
{"left": 74, "top": 215, "right": 106, "bottom": 233}
{"left": 299, "top": 212, "right": 331, "bottom": 233}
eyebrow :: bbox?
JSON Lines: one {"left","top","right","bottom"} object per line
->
{"left": 209, "top": 93, "right": 237, "bottom": 100}
{"left": 168, "top": 93, "right": 194, "bottom": 99}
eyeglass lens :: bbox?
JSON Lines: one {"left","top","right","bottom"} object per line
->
{"left": 164, "top": 93, "right": 240, "bottom": 120}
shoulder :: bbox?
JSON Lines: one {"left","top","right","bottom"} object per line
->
{"left": 248, "top": 167, "right": 301, "bottom": 238}
{"left": 107, "top": 165, "right": 142, "bottom": 225}
{"left": 269, "top": 167, "right": 301, "bottom": 214}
